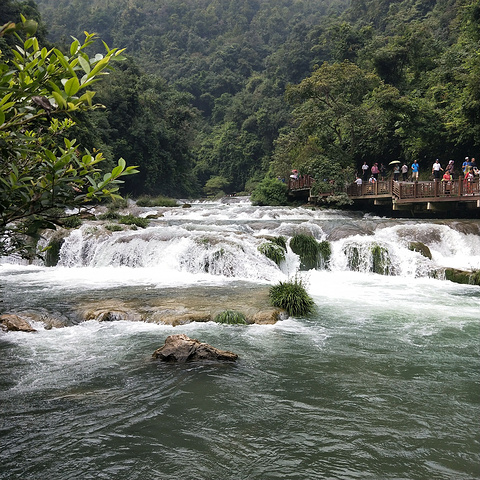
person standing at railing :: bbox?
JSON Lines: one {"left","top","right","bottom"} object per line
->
{"left": 401, "top": 162, "right": 408, "bottom": 180}
{"left": 445, "top": 160, "right": 455, "bottom": 179}
{"left": 380, "top": 163, "right": 387, "bottom": 180}
{"left": 393, "top": 164, "right": 400, "bottom": 181}
{"left": 411, "top": 160, "right": 420, "bottom": 181}
{"left": 361, "top": 161, "right": 369, "bottom": 181}
{"left": 371, "top": 163, "right": 379, "bottom": 180}
{"left": 432, "top": 159, "right": 443, "bottom": 180}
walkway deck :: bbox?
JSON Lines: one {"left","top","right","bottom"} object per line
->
{"left": 289, "top": 176, "right": 480, "bottom": 212}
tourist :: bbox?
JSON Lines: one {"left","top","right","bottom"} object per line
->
{"left": 393, "top": 164, "right": 400, "bottom": 181}
{"left": 432, "top": 159, "right": 443, "bottom": 180}
{"left": 369, "top": 174, "right": 377, "bottom": 183}
{"left": 442, "top": 171, "right": 452, "bottom": 194}
{"left": 471, "top": 158, "right": 477, "bottom": 173}
{"left": 401, "top": 162, "right": 408, "bottom": 181}
{"left": 371, "top": 162, "right": 379, "bottom": 180}
{"left": 464, "top": 168, "right": 474, "bottom": 194}
{"left": 445, "top": 160, "right": 455, "bottom": 179}
{"left": 361, "top": 161, "right": 369, "bottom": 181}
{"left": 411, "top": 160, "right": 420, "bottom": 181}
{"left": 380, "top": 163, "right": 387, "bottom": 180}
{"left": 462, "top": 157, "right": 469, "bottom": 174}
{"left": 355, "top": 176, "right": 363, "bottom": 185}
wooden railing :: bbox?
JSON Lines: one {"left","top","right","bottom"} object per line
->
{"left": 288, "top": 175, "right": 315, "bottom": 191}
{"left": 392, "top": 179, "right": 480, "bottom": 200}
{"left": 346, "top": 180, "right": 392, "bottom": 197}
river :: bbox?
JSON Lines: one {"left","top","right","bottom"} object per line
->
{"left": 1, "top": 199, "right": 479, "bottom": 479}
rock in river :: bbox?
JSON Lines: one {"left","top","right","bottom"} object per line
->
{"left": 152, "top": 334, "right": 238, "bottom": 363}
{"left": 1, "top": 314, "right": 36, "bottom": 332}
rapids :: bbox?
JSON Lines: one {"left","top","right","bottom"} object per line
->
{"left": 1, "top": 199, "right": 479, "bottom": 479}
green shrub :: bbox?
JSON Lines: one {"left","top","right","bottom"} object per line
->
{"left": 258, "top": 242, "right": 286, "bottom": 265}
{"left": 290, "top": 234, "right": 320, "bottom": 270}
{"left": 250, "top": 177, "right": 288, "bottom": 206}
{"left": 136, "top": 195, "right": 178, "bottom": 207}
{"left": 269, "top": 278, "right": 315, "bottom": 317}
{"left": 62, "top": 216, "right": 82, "bottom": 229}
{"left": 105, "top": 224, "right": 123, "bottom": 232}
{"left": 204, "top": 176, "right": 230, "bottom": 197}
{"left": 214, "top": 310, "right": 247, "bottom": 325}
{"left": 118, "top": 215, "right": 149, "bottom": 228}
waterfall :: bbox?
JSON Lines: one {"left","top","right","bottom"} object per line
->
{"left": 48, "top": 204, "right": 480, "bottom": 282}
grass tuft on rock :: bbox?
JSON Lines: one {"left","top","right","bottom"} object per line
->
{"left": 290, "top": 234, "right": 320, "bottom": 270}
{"left": 214, "top": 310, "right": 247, "bottom": 325}
{"left": 136, "top": 195, "right": 178, "bottom": 207}
{"left": 269, "top": 278, "right": 315, "bottom": 317}
{"left": 258, "top": 242, "right": 286, "bottom": 265}
{"left": 118, "top": 215, "right": 149, "bottom": 228}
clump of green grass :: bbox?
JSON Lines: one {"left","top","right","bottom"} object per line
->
{"left": 269, "top": 278, "right": 315, "bottom": 317}
{"left": 118, "top": 215, "right": 149, "bottom": 228}
{"left": 97, "top": 210, "right": 120, "bottom": 220}
{"left": 271, "top": 236, "right": 287, "bottom": 250}
{"left": 214, "top": 310, "right": 247, "bottom": 325}
{"left": 62, "top": 216, "right": 82, "bottom": 229}
{"left": 136, "top": 195, "right": 178, "bottom": 207}
{"left": 258, "top": 242, "right": 286, "bottom": 266}
{"left": 105, "top": 224, "right": 123, "bottom": 232}
{"left": 290, "top": 234, "right": 321, "bottom": 270}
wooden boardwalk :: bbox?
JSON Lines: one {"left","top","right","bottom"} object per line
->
{"left": 289, "top": 176, "right": 480, "bottom": 212}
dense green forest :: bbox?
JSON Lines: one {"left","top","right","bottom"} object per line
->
{"left": 4, "top": 0, "right": 480, "bottom": 198}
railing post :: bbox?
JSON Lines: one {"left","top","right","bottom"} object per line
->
{"left": 459, "top": 178, "right": 463, "bottom": 196}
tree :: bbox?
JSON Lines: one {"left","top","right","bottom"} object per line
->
{"left": 0, "top": 18, "right": 138, "bottom": 257}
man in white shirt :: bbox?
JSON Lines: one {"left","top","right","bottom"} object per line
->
{"left": 432, "top": 159, "right": 443, "bottom": 180}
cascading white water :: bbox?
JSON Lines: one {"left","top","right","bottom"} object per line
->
{"left": 50, "top": 202, "right": 480, "bottom": 282}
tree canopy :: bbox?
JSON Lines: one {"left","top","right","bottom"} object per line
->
{"left": 0, "top": 18, "right": 138, "bottom": 257}
{"left": 10, "top": 0, "right": 480, "bottom": 198}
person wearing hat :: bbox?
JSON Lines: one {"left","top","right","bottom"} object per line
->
{"left": 462, "top": 157, "right": 470, "bottom": 174}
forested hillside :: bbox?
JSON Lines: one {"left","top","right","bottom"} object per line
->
{"left": 14, "top": 0, "right": 480, "bottom": 196}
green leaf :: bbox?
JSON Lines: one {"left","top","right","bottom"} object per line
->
{"left": 70, "top": 39, "right": 80, "bottom": 56}
{"left": 0, "top": 110, "right": 4, "bottom": 125}
{"left": 51, "top": 91, "right": 67, "bottom": 109}
{"left": 78, "top": 55, "right": 91, "bottom": 75}
{"left": 64, "top": 76, "right": 80, "bottom": 96}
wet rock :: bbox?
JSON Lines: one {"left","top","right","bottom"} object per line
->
{"left": 408, "top": 241, "right": 432, "bottom": 259}
{"left": 152, "top": 334, "right": 238, "bottom": 363}
{"left": 251, "top": 308, "right": 287, "bottom": 325}
{"left": 444, "top": 268, "right": 480, "bottom": 286}
{"left": 0, "top": 314, "right": 36, "bottom": 332}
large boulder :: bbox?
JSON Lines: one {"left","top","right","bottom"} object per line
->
{"left": 0, "top": 314, "right": 36, "bottom": 332}
{"left": 152, "top": 334, "right": 238, "bottom": 363}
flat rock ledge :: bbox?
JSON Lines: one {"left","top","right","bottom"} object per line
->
{"left": 152, "top": 334, "right": 238, "bottom": 363}
{"left": 0, "top": 314, "right": 36, "bottom": 332}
